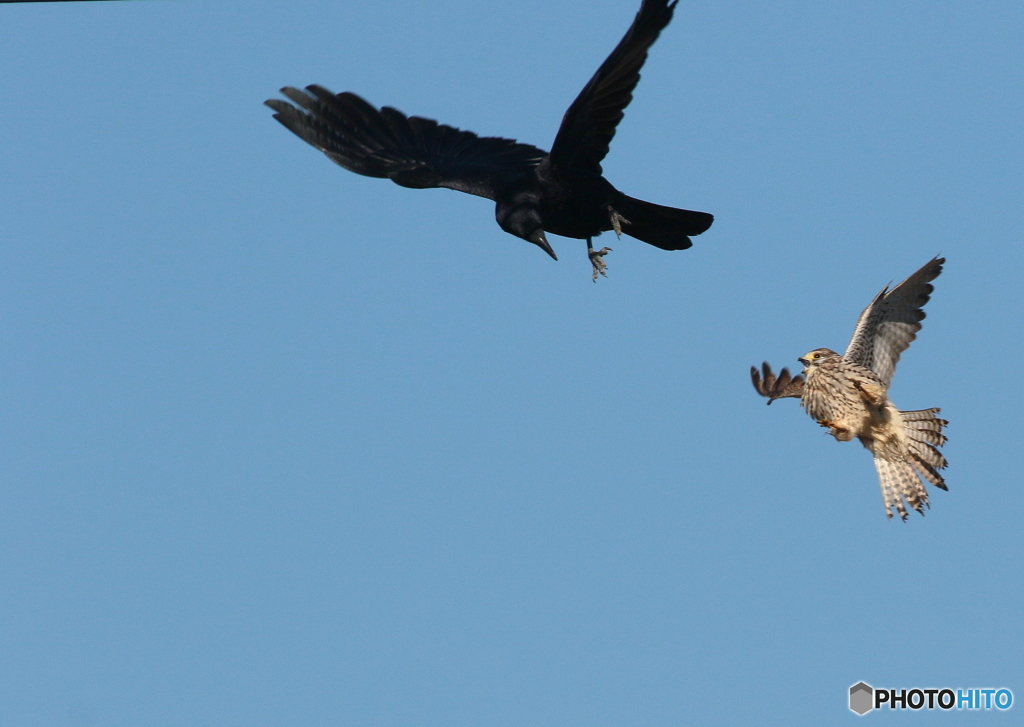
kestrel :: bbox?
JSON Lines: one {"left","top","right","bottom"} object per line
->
{"left": 751, "top": 257, "right": 948, "bottom": 520}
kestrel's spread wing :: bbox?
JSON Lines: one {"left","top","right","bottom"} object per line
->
{"left": 750, "top": 362, "right": 804, "bottom": 404}
{"left": 842, "top": 257, "right": 944, "bottom": 388}
{"left": 750, "top": 258, "right": 948, "bottom": 521}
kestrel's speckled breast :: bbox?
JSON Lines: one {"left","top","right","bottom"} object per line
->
{"left": 802, "top": 358, "right": 853, "bottom": 423}
{"left": 801, "top": 356, "right": 887, "bottom": 438}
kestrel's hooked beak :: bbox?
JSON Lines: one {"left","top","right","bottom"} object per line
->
{"left": 799, "top": 349, "right": 826, "bottom": 367}
{"left": 528, "top": 229, "right": 557, "bottom": 260}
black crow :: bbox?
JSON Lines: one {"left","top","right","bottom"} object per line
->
{"left": 265, "top": 0, "right": 712, "bottom": 280}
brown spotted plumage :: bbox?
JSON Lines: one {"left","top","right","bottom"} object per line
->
{"left": 752, "top": 258, "right": 948, "bottom": 520}
{"left": 750, "top": 361, "right": 805, "bottom": 404}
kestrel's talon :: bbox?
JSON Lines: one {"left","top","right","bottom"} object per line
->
{"left": 817, "top": 418, "right": 852, "bottom": 441}
{"left": 853, "top": 379, "right": 885, "bottom": 407}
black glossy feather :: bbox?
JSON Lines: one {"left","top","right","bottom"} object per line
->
{"left": 265, "top": 0, "right": 712, "bottom": 265}
{"left": 267, "top": 88, "right": 546, "bottom": 200}
{"left": 549, "top": 0, "right": 678, "bottom": 175}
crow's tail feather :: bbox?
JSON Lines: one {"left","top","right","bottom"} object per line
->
{"left": 613, "top": 193, "right": 713, "bottom": 251}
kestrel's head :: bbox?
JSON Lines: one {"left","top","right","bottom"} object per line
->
{"left": 798, "top": 348, "right": 838, "bottom": 369}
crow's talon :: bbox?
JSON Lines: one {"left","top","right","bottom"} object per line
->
{"left": 589, "top": 246, "right": 612, "bottom": 282}
{"left": 607, "top": 206, "right": 631, "bottom": 237}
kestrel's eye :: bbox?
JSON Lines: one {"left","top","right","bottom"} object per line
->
{"left": 812, "top": 353, "right": 819, "bottom": 359}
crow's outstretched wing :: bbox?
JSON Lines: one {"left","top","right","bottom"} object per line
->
{"left": 750, "top": 362, "right": 805, "bottom": 404}
{"left": 266, "top": 87, "right": 547, "bottom": 200}
{"left": 843, "top": 257, "right": 944, "bottom": 389}
{"left": 548, "top": 0, "right": 677, "bottom": 175}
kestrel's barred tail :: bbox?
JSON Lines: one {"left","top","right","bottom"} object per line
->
{"left": 902, "top": 407, "right": 949, "bottom": 491}
{"left": 872, "top": 408, "right": 948, "bottom": 520}
{"left": 874, "top": 457, "right": 930, "bottom": 521}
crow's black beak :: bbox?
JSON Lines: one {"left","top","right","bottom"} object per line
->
{"left": 529, "top": 230, "right": 557, "bottom": 260}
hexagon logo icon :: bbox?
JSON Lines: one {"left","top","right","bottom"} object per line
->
{"left": 850, "top": 682, "right": 874, "bottom": 715}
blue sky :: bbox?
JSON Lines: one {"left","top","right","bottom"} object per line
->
{"left": 1, "top": 1, "right": 1022, "bottom": 724}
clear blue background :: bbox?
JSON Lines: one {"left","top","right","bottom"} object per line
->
{"left": 1, "top": 1, "right": 1021, "bottom": 724}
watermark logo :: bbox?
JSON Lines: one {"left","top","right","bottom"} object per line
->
{"left": 850, "top": 682, "right": 873, "bottom": 715}
{"left": 849, "top": 682, "right": 1013, "bottom": 715}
